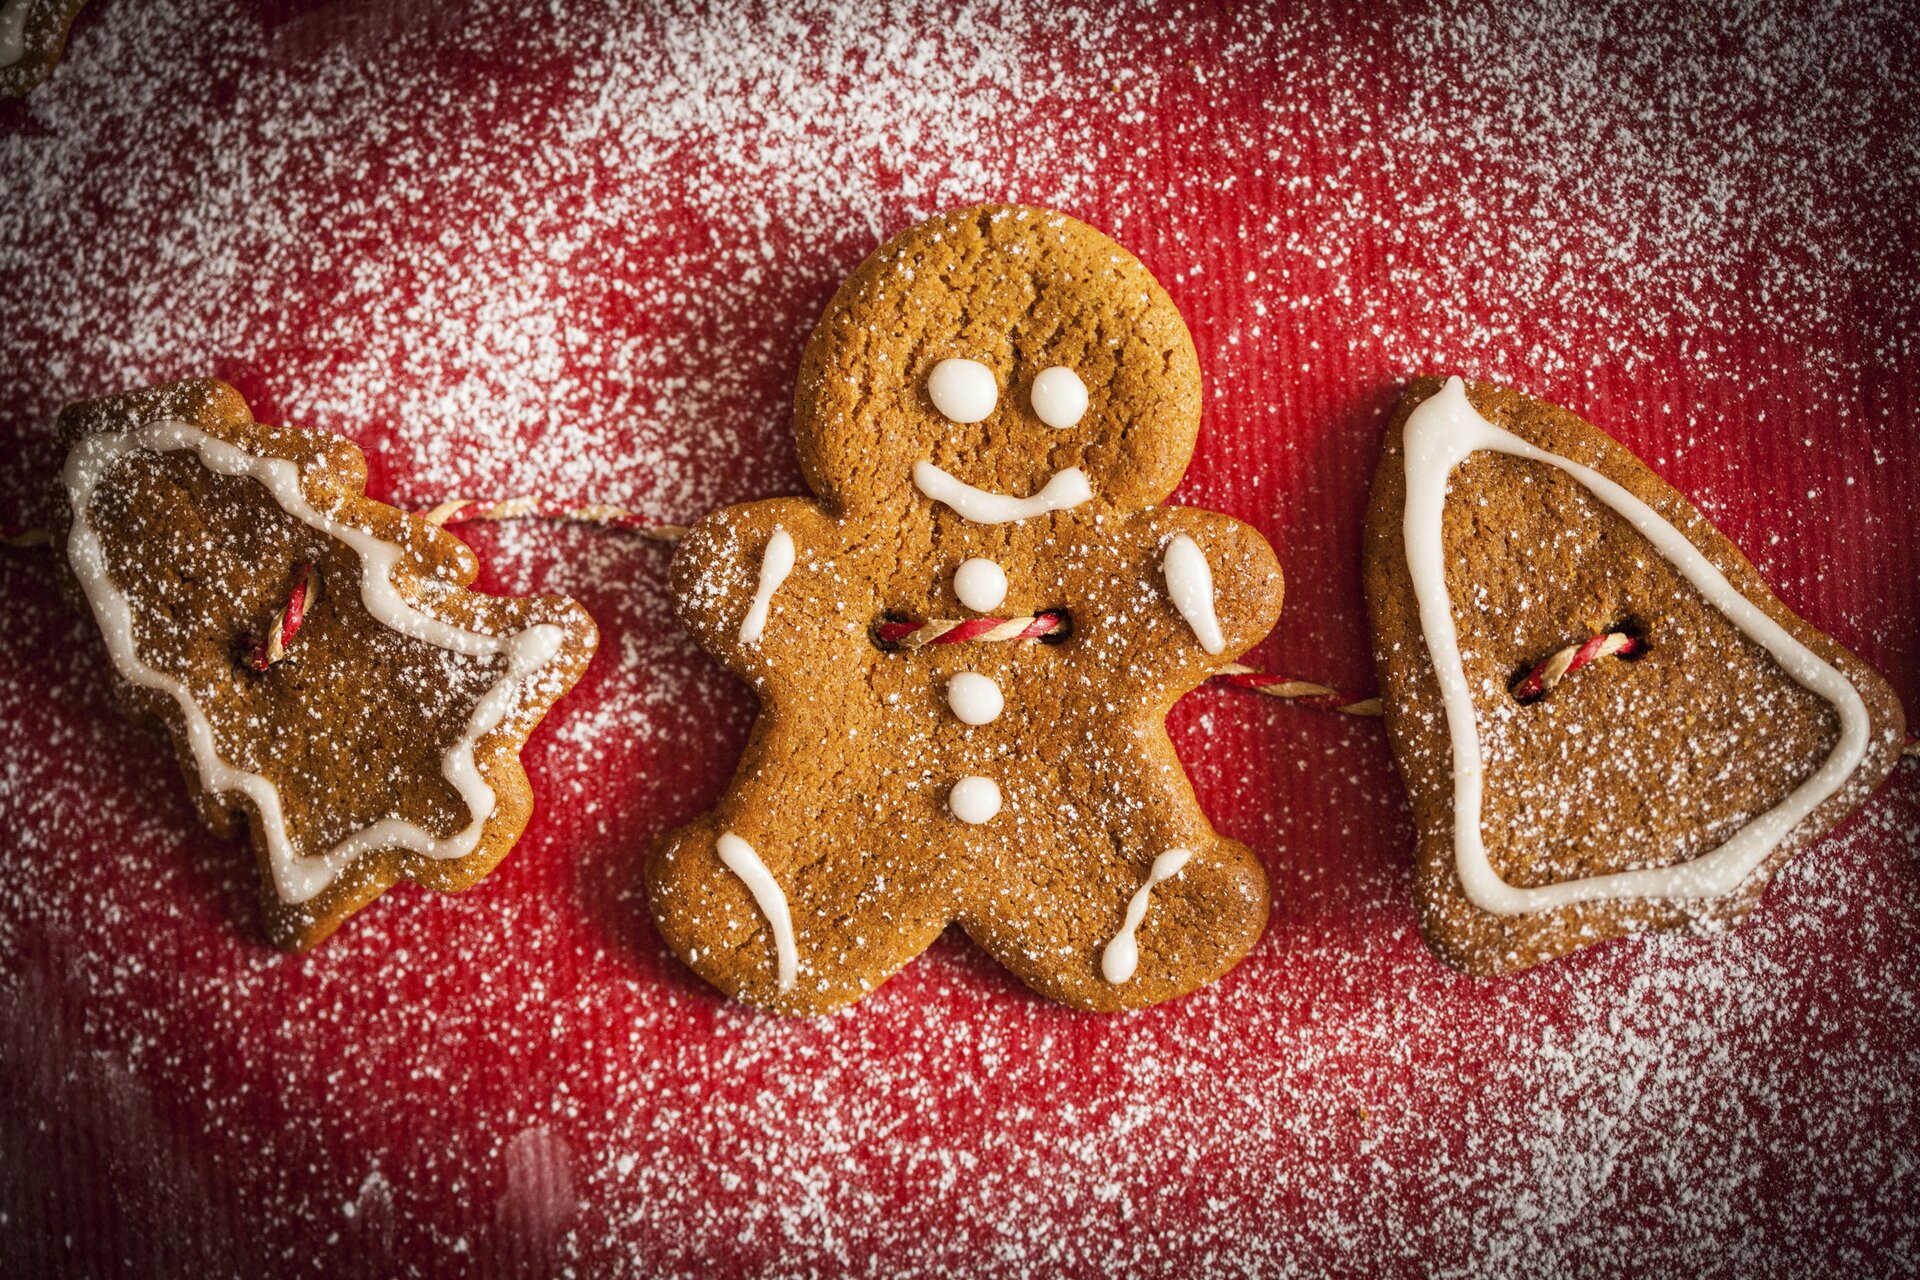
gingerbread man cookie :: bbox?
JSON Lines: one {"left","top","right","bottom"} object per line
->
{"left": 649, "top": 206, "right": 1285, "bottom": 1014}
{"left": 1363, "top": 376, "right": 1905, "bottom": 975}
{"left": 50, "top": 379, "right": 598, "bottom": 950}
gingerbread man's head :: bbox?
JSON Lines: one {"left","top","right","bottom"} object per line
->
{"left": 792, "top": 205, "right": 1203, "bottom": 519}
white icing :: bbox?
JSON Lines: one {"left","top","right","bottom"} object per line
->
{"left": 913, "top": 461, "right": 1092, "bottom": 525}
{"left": 715, "top": 832, "right": 798, "bottom": 993}
{"left": 0, "top": 0, "right": 29, "bottom": 69}
{"left": 927, "top": 358, "right": 998, "bottom": 423}
{"left": 62, "top": 421, "right": 569, "bottom": 906}
{"left": 953, "top": 557, "right": 1007, "bottom": 612}
{"left": 737, "top": 526, "right": 794, "bottom": 644}
{"left": 1403, "top": 376, "right": 1874, "bottom": 914}
{"left": 948, "top": 775, "right": 1002, "bottom": 824}
{"left": 946, "top": 672, "right": 1003, "bottom": 725}
{"left": 1163, "top": 533, "right": 1227, "bottom": 654}
{"left": 1101, "top": 848, "right": 1194, "bottom": 984}
{"left": 1030, "top": 366, "right": 1088, "bottom": 428}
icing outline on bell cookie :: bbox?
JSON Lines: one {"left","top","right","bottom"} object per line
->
{"left": 1402, "top": 376, "right": 1874, "bottom": 914}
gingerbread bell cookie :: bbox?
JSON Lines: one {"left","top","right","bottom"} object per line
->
{"left": 1363, "top": 376, "right": 1905, "bottom": 976}
{"left": 50, "top": 379, "right": 598, "bottom": 950}
{"left": 649, "top": 205, "right": 1284, "bottom": 1014}
{"left": 0, "top": 0, "right": 87, "bottom": 99}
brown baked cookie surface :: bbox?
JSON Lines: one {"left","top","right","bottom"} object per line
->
{"left": 50, "top": 379, "right": 598, "bottom": 950}
{"left": 649, "top": 205, "right": 1284, "bottom": 1015}
{"left": 0, "top": 0, "right": 87, "bottom": 99}
{"left": 1363, "top": 375, "right": 1904, "bottom": 976}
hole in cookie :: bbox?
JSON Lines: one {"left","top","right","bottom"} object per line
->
{"left": 1613, "top": 617, "right": 1652, "bottom": 659}
{"left": 240, "top": 561, "right": 321, "bottom": 674}
{"left": 1510, "top": 621, "right": 1649, "bottom": 704}
{"left": 869, "top": 607, "right": 1072, "bottom": 653}
{"left": 870, "top": 611, "right": 916, "bottom": 653}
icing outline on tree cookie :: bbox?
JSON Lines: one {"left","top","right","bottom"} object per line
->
{"left": 63, "top": 421, "right": 568, "bottom": 906}
{"left": 1401, "top": 376, "right": 1872, "bottom": 914}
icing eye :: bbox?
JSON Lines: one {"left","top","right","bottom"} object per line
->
{"left": 1030, "top": 366, "right": 1088, "bottom": 428}
{"left": 927, "top": 358, "right": 999, "bottom": 424}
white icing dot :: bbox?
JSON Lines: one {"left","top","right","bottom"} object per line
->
{"left": 927, "top": 358, "right": 998, "bottom": 423}
{"left": 948, "top": 775, "right": 1002, "bottom": 824}
{"left": 946, "top": 672, "right": 1003, "bottom": 725}
{"left": 1030, "top": 366, "right": 1088, "bottom": 428}
{"left": 953, "top": 557, "right": 1008, "bottom": 611}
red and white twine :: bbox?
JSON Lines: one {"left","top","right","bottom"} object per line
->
{"left": 5, "top": 501, "right": 1916, "bottom": 756}
{"left": 2, "top": 525, "right": 50, "bottom": 548}
{"left": 247, "top": 562, "right": 317, "bottom": 671}
{"left": 874, "top": 611, "right": 1068, "bottom": 650}
{"left": 419, "top": 496, "right": 686, "bottom": 541}
{"left": 871, "top": 612, "right": 1386, "bottom": 714}
{"left": 1212, "top": 666, "right": 1383, "bottom": 716}
{"left": 1511, "top": 631, "right": 1643, "bottom": 702}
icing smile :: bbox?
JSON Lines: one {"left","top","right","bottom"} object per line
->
{"left": 912, "top": 460, "right": 1093, "bottom": 525}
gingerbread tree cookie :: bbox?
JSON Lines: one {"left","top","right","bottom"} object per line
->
{"left": 649, "top": 206, "right": 1285, "bottom": 1015}
{"left": 1363, "top": 375, "right": 1905, "bottom": 975}
{"left": 50, "top": 379, "right": 598, "bottom": 950}
{"left": 0, "top": 0, "right": 86, "bottom": 99}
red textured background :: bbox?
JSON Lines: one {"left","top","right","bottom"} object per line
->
{"left": 2, "top": 2, "right": 1916, "bottom": 1276}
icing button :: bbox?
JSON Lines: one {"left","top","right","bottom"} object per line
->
{"left": 953, "top": 557, "right": 1008, "bottom": 612}
{"left": 948, "top": 775, "right": 1002, "bottom": 825}
{"left": 946, "top": 672, "right": 1004, "bottom": 726}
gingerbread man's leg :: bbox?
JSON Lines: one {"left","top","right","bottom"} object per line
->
{"left": 647, "top": 759, "right": 960, "bottom": 1016}
{"left": 953, "top": 738, "right": 1271, "bottom": 1012}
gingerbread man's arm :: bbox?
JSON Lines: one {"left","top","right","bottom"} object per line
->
{"left": 668, "top": 497, "right": 851, "bottom": 689}
{"left": 1073, "top": 507, "right": 1284, "bottom": 702}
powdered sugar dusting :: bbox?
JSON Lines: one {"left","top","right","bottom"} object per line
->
{"left": 1, "top": 0, "right": 1915, "bottom": 1275}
